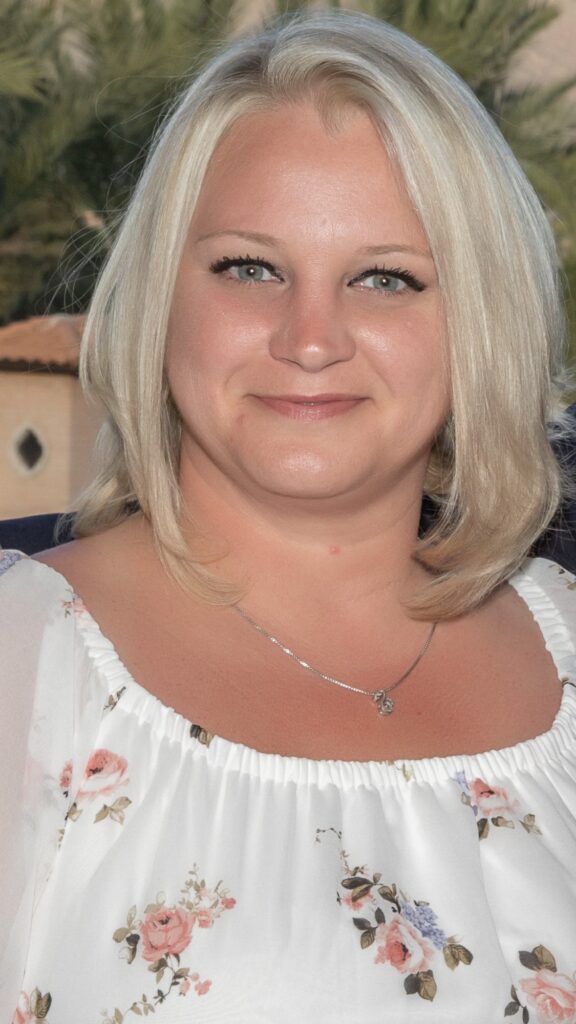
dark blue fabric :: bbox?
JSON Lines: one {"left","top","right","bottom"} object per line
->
{"left": 0, "top": 512, "right": 74, "bottom": 554}
{"left": 534, "top": 405, "right": 576, "bottom": 572}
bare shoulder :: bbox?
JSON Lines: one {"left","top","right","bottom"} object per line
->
{"left": 32, "top": 515, "right": 156, "bottom": 600}
{"left": 33, "top": 534, "right": 109, "bottom": 574}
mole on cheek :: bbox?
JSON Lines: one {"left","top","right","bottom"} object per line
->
{"left": 328, "top": 545, "right": 340, "bottom": 555}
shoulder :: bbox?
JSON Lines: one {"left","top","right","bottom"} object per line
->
{"left": 0, "top": 546, "right": 80, "bottom": 641}
{"left": 0, "top": 548, "right": 27, "bottom": 578}
{"left": 0, "top": 550, "right": 81, "bottom": 751}
{"left": 0, "top": 546, "right": 68, "bottom": 601}
{"left": 30, "top": 515, "right": 155, "bottom": 613}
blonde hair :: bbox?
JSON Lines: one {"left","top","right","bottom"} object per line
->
{"left": 70, "top": 9, "right": 573, "bottom": 619}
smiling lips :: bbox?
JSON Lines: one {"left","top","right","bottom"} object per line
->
{"left": 255, "top": 394, "right": 366, "bottom": 419}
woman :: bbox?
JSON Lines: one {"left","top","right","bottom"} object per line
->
{"left": 1, "top": 10, "right": 575, "bottom": 1021}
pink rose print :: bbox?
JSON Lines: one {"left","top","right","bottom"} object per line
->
{"left": 60, "top": 751, "right": 132, "bottom": 829}
{"left": 342, "top": 889, "right": 376, "bottom": 911}
{"left": 316, "top": 826, "right": 473, "bottom": 1004}
{"left": 374, "top": 917, "right": 434, "bottom": 974}
{"left": 78, "top": 749, "right": 128, "bottom": 800}
{"left": 140, "top": 906, "right": 194, "bottom": 961}
{"left": 520, "top": 970, "right": 576, "bottom": 1023}
{"left": 506, "top": 944, "right": 576, "bottom": 1020}
{"left": 192, "top": 884, "right": 235, "bottom": 928}
{"left": 470, "top": 778, "right": 518, "bottom": 817}
{"left": 61, "top": 594, "right": 86, "bottom": 617}
{"left": 179, "top": 973, "right": 211, "bottom": 996}
{"left": 11, "top": 992, "right": 31, "bottom": 1024}
{"left": 454, "top": 772, "right": 541, "bottom": 839}
{"left": 196, "top": 909, "right": 214, "bottom": 928}
{"left": 11, "top": 990, "right": 51, "bottom": 1024}
{"left": 59, "top": 760, "right": 73, "bottom": 796}
{"left": 108, "top": 864, "right": 235, "bottom": 1019}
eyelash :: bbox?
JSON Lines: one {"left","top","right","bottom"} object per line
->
{"left": 208, "top": 254, "right": 426, "bottom": 293}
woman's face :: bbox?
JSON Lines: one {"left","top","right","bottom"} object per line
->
{"left": 166, "top": 102, "right": 449, "bottom": 511}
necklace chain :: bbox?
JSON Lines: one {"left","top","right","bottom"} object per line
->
{"left": 233, "top": 604, "right": 437, "bottom": 716}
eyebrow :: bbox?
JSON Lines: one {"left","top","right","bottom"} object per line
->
{"left": 358, "top": 242, "right": 432, "bottom": 259}
{"left": 194, "top": 229, "right": 432, "bottom": 260}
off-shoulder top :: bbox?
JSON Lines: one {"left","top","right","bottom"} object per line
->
{"left": 0, "top": 550, "right": 575, "bottom": 1023}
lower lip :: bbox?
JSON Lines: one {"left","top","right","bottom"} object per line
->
{"left": 255, "top": 397, "right": 365, "bottom": 420}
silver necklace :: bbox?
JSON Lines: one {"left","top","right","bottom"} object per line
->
{"left": 234, "top": 605, "right": 437, "bottom": 716}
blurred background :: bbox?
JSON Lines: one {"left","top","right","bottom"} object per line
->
{"left": 1, "top": 0, "right": 575, "bottom": 519}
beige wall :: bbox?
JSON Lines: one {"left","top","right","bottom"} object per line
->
{"left": 509, "top": 0, "right": 576, "bottom": 90}
{"left": 0, "top": 371, "right": 103, "bottom": 518}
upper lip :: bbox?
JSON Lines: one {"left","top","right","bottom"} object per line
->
{"left": 256, "top": 394, "right": 365, "bottom": 402}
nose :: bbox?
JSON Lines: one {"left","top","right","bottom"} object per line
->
{"left": 268, "top": 284, "right": 356, "bottom": 372}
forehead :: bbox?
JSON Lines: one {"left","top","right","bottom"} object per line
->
{"left": 190, "top": 102, "right": 429, "bottom": 250}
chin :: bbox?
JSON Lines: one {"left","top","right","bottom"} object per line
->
{"left": 238, "top": 453, "right": 372, "bottom": 502}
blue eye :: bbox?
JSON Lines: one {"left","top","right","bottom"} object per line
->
{"left": 359, "top": 273, "right": 407, "bottom": 293}
{"left": 209, "top": 255, "right": 282, "bottom": 283}
{"left": 233, "top": 263, "right": 275, "bottom": 282}
{"left": 352, "top": 266, "right": 425, "bottom": 294}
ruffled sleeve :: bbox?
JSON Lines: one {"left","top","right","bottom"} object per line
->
{"left": 510, "top": 557, "right": 576, "bottom": 684}
{"left": 0, "top": 551, "right": 80, "bottom": 1010}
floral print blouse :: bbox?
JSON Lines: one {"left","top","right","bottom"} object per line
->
{"left": 0, "top": 552, "right": 576, "bottom": 1023}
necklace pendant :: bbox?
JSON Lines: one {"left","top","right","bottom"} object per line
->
{"left": 373, "top": 690, "right": 395, "bottom": 715}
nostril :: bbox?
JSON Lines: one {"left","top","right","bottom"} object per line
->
{"left": 268, "top": 322, "right": 356, "bottom": 370}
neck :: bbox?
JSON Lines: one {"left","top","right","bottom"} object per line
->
{"left": 176, "top": 455, "right": 431, "bottom": 631}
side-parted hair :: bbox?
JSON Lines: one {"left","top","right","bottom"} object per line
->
{"left": 70, "top": 9, "right": 573, "bottom": 619}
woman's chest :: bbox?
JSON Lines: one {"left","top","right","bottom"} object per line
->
{"left": 38, "top": 546, "right": 564, "bottom": 761}
{"left": 96, "top": 598, "right": 563, "bottom": 762}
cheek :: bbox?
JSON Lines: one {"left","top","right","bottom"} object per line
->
{"left": 167, "top": 275, "right": 220, "bottom": 386}
{"left": 167, "top": 288, "right": 273, "bottom": 387}
{"left": 366, "top": 309, "right": 447, "bottom": 394}
{"left": 166, "top": 313, "right": 233, "bottom": 393}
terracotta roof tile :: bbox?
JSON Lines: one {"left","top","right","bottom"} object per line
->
{"left": 0, "top": 315, "right": 85, "bottom": 373}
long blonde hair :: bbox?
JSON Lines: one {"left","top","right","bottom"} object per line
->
{"left": 70, "top": 9, "right": 573, "bottom": 618}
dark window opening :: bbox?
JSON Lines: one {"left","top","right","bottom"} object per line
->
{"left": 17, "top": 429, "right": 43, "bottom": 470}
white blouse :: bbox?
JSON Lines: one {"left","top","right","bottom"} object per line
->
{"left": 1, "top": 550, "right": 576, "bottom": 1024}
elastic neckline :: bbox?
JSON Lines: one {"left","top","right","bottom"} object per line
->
{"left": 9, "top": 552, "right": 576, "bottom": 787}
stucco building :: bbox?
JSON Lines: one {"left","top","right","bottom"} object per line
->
{"left": 0, "top": 315, "right": 102, "bottom": 518}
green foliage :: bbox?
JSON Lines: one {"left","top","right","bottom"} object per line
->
{"left": 363, "top": 0, "right": 558, "bottom": 92}
{"left": 0, "top": 0, "right": 233, "bottom": 320}
{"left": 0, "top": 0, "right": 575, "bottom": 367}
